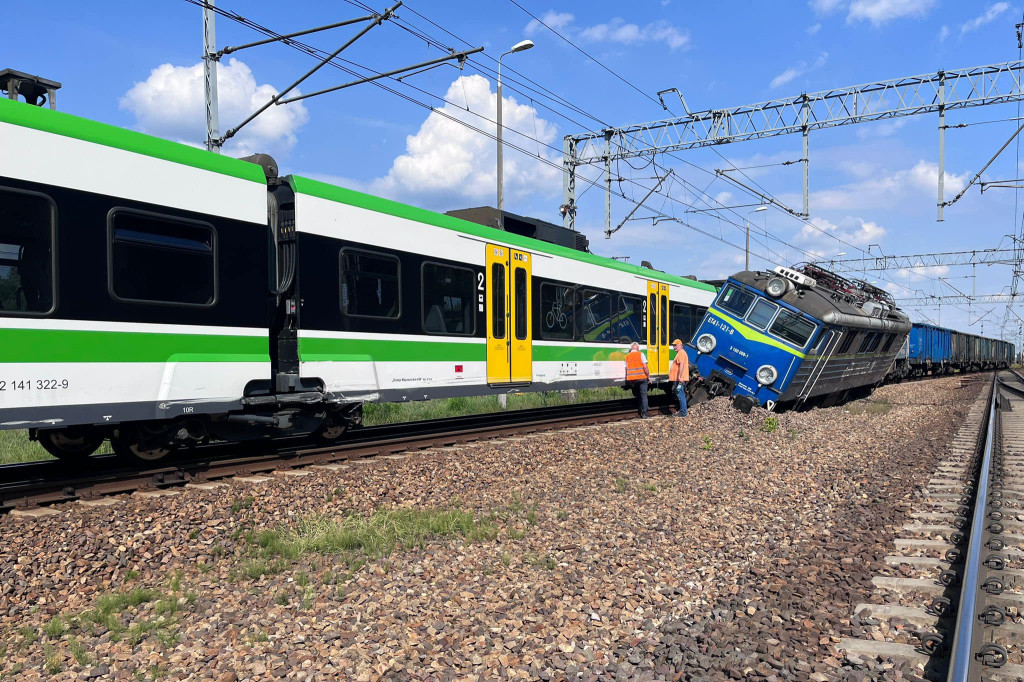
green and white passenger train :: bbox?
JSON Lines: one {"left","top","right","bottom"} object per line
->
{"left": 0, "top": 96, "right": 715, "bottom": 463}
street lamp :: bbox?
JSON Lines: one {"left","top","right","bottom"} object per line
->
{"left": 497, "top": 39, "right": 534, "bottom": 226}
{"left": 746, "top": 205, "right": 767, "bottom": 270}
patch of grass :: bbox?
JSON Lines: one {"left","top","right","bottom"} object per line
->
{"left": 197, "top": 561, "right": 212, "bottom": 574}
{"left": 614, "top": 477, "right": 629, "bottom": 494}
{"left": 500, "top": 552, "right": 513, "bottom": 566}
{"left": 641, "top": 482, "right": 658, "bottom": 492}
{"left": 320, "top": 570, "right": 335, "bottom": 585}
{"left": 275, "top": 591, "right": 289, "bottom": 606}
{"left": 67, "top": 635, "right": 91, "bottom": 666}
{"left": 701, "top": 435, "right": 714, "bottom": 450}
{"left": 124, "top": 569, "right": 140, "bottom": 582}
{"left": 230, "top": 496, "right": 255, "bottom": 514}
{"left": 362, "top": 387, "right": 626, "bottom": 426}
{"left": 526, "top": 504, "right": 538, "bottom": 526}
{"left": 246, "top": 507, "right": 498, "bottom": 569}
{"left": 188, "top": 529, "right": 200, "bottom": 540}
{"left": 247, "top": 629, "right": 269, "bottom": 643}
{"left": 43, "top": 643, "right": 61, "bottom": 674}
{"left": 762, "top": 416, "right": 780, "bottom": 433}
{"left": 43, "top": 615, "right": 67, "bottom": 639}
{"left": 507, "top": 527, "right": 526, "bottom": 540}
{"left": 738, "top": 428, "right": 747, "bottom": 440}
{"left": 18, "top": 626, "right": 38, "bottom": 649}
{"left": 296, "top": 572, "right": 309, "bottom": 588}
{"left": 556, "top": 510, "right": 569, "bottom": 521}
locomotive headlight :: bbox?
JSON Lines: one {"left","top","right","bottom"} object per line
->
{"left": 765, "top": 277, "right": 788, "bottom": 298}
{"left": 756, "top": 364, "right": 778, "bottom": 386}
{"left": 696, "top": 333, "right": 716, "bottom": 354}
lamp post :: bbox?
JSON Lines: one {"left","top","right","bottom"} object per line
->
{"left": 497, "top": 39, "right": 534, "bottom": 225}
{"left": 746, "top": 205, "right": 767, "bottom": 270}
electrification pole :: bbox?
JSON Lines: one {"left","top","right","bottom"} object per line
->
{"left": 203, "top": 0, "right": 221, "bottom": 153}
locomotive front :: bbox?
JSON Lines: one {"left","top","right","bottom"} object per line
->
{"left": 689, "top": 267, "right": 821, "bottom": 412}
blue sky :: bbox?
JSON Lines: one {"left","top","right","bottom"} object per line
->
{"left": 8, "top": 0, "right": 1024, "bottom": 338}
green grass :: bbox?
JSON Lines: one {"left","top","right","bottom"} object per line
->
{"left": 362, "top": 387, "right": 626, "bottom": 425}
{"left": 0, "top": 387, "right": 626, "bottom": 464}
{"left": 244, "top": 507, "right": 498, "bottom": 574}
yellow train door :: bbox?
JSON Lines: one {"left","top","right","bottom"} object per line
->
{"left": 646, "top": 281, "right": 669, "bottom": 376}
{"left": 486, "top": 244, "right": 532, "bottom": 384}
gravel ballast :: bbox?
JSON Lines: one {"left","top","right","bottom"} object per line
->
{"left": 0, "top": 377, "right": 980, "bottom": 680}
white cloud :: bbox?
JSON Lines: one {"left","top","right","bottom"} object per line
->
{"left": 525, "top": 11, "right": 690, "bottom": 51}
{"left": 895, "top": 263, "right": 951, "bottom": 281}
{"left": 806, "top": 23, "right": 823, "bottom": 35}
{"left": 810, "top": 0, "right": 937, "bottom": 24}
{"left": 524, "top": 10, "right": 574, "bottom": 36}
{"left": 360, "top": 75, "right": 560, "bottom": 209}
{"left": 809, "top": 0, "right": 845, "bottom": 14}
{"left": 961, "top": 2, "right": 1012, "bottom": 35}
{"left": 120, "top": 58, "right": 309, "bottom": 157}
{"left": 855, "top": 118, "right": 907, "bottom": 139}
{"left": 808, "top": 160, "right": 967, "bottom": 210}
{"left": 847, "top": 0, "right": 936, "bottom": 25}
{"left": 938, "top": 25, "right": 950, "bottom": 41}
{"left": 799, "top": 216, "right": 886, "bottom": 248}
{"left": 770, "top": 52, "right": 828, "bottom": 88}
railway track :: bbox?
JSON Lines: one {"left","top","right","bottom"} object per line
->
{"left": 0, "top": 395, "right": 669, "bottom": 514}
{"left": 839, "top": 371, "right": 1024, "bottom": 680}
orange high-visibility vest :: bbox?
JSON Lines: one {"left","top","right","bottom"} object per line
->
{"left": 625, "top": 350, "right": 647, "bottom": 382}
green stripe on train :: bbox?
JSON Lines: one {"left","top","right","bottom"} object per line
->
{"left": 288, "top": 175, "right": 717, "bottom": 294}
{"left": 0, "top": 98, "right": 266, "bottom": 184}
{"left": 0, "top": 328, "right": 269, "bottom": 363}
{"left": 298, "top": 337, "right": 629, "bottom": 363}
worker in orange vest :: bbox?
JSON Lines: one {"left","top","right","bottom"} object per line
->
{"left": 624, "top": 342, "right": 650, "bottom": 418}
{"left": 669, "top": 338, "right": 689, "bottom": 417}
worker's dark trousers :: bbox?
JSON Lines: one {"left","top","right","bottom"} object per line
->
{"left": 630, "top": 380, "right": 649, "bottom": 417}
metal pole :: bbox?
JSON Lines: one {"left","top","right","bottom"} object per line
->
{"left": 938, "top": 70, "right": 946, "bottom": 221}
{"left": 203, "top": 0, "right": 221, "bottom": 153}
{"left": 604, "top": 130, "right": 612, "bottom": 240}
{"left": 562, "top": 136, "right": 576, "bottom": 230}
{"left": 745, "top": 219, "right": 750, "bottom": 270}
{"left": 802, "top": 94, "right": 809, "bottom": 217}
{"left": 497, "top": 54, "right": 505, "bottom": 224}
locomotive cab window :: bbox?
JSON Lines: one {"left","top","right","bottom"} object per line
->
{"left": 540, "top": 283, "right": 575, "bottom": 340}
{"left": 769, "top": 309, "right": 816, "bottom": 348}
{"left": 109, "top": 209, "right": 216, "bottom": 306}
{"left": 340, "top": 248, "right": 400, "bottom": 319}
{"left": 717, "top": 284, "right": 755, "bottom": 318}
{"left": 422, "top": 262, "right": 475, "bottom": 335}
{"left": 745, "top": 298, "right": 778, "bottom": 330}
{"left": 0, "top": 187, "right": 55, "bottom": 315}
{"left": 617, "top": 294, "right": 643, "bottom": 344}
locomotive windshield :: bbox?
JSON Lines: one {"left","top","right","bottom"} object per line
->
{"left": 717, "top": 284, "right": 755, "bottom": 317}
{"left": 746, "top": 299, "right": 778, "bottom": 330}
{"left": 770, "top": 309, "right": 816, "bottom": 347}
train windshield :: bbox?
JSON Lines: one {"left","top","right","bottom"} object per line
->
{"left": 745, "top": 299, "right": 778, "bottom": 330}
{"left": 770, "top": 309, "right": 816, "bottom": 347}
{"left": 717, "top": 284, "right": 755, "bottom": 318}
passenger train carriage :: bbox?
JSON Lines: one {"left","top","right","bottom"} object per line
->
{"left": 0, "top": 96, "right": 714, "bottom": 462}
{"left": 689, "top": 264, "right": 914, "bottom": 411}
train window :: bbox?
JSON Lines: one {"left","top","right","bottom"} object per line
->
{"left": 670, "top": 303, "right": 693, "bottom": 345}
{"left": 514, "top": 268, "right": 528, "bottom": 341}
{"left": 866, "top": 333, "right": 883, "bottom": 353}
{"left": 109, "top": 209, "right": 216, "bottom": 307}
{"left": 422, "top": 262, "right": 475, "bottom": 336}
{"left": 717, "top": 284, "right": 755, "bottom": 318}
{"left": 838, "top": 332, "right": 858, "bottom": 354}
{"left": 617, "top": 294, "right": 644, "bottom": 343}
{"left": 491, "top": 264, "right": 505, "bottom": 339}
{"left": 693, "top": 307, "right": 708, "bottom": 332}
{"left": 745, "top": 299, "right": 778, "bottom": 330}
{"left": 582, "top": 289, "right": 612, "bottom": 342}
{"left": 769, "top": 309, "right": 816, "bottom": 347}
{"left": 881, "top": 333, "right": 896, "bottom": 352}
{"left": 540, "top": 283, "right": 575, "bottom": 340}
{"left": 340, "top": 249, "right": 400, "bottom": 319}
{"left": 0, "top": 187, "right": 55, "bottom": 315}
{"left": 660, "top": 295, "right": 668, "bottom": 346}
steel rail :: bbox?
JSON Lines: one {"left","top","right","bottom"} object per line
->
{"left": 946, "top": 372, "right": 998, "bottom": 681}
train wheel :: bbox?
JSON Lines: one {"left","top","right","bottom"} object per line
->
{"left": 111, "top": 426, "right": 172, "bottom": 465}
{"left": 37, "top": 428, "right": 103, "bottom": 460}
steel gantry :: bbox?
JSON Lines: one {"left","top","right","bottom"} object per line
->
{"left": 562, "top": 60, "right": 1024, "bottom": 230}
{"left": 895, "top": 293, "right": 1024, "bottom": 306}
{"left": 823, "top": 248, "right": 1019, "bottom": 272}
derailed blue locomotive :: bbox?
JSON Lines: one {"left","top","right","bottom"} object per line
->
{"left": 687, "top": 264, "right": 913, "bottom": 411}
{"left": 888, "top": 323, "right": 1013, "bottom": 379}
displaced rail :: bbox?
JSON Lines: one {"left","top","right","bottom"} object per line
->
{"left": 840, "top": 372, "right": 1024, "bottom": 679}
{"left": 0, "top": 396, "right": 666, "bottom": 513}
